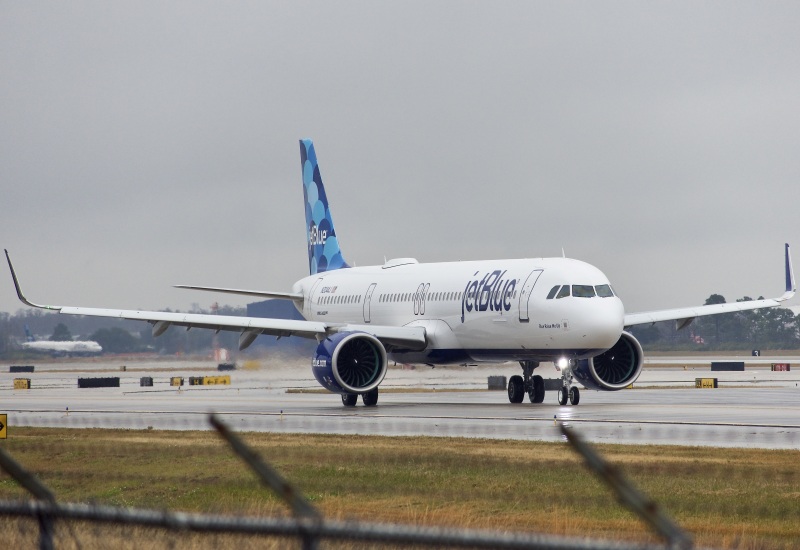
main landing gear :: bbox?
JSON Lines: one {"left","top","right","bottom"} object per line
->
{"left": 507, "top": 361, "right": 544, "bottom": 404}
{"left": 341, "top": 387, "right": 379, "bottom": 407}
{"left": 507, "top": 359, "right": 581, "bottom": 405}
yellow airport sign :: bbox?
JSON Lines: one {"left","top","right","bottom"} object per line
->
{"left": 203, "top": 375, "right": 231, "bottom": 386}
{"left": 0, "top": 414, "right": 7, "bottom": 439}
{"left": 695, "top": 378, "right": 718, "bottom": 389}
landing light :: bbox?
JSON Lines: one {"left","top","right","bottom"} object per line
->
{"left": 556, "top": 357, "right": 569, "bottom": 370}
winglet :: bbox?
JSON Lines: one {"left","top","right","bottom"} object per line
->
{"left": 780, "top": 243, "right": 796, "bottom": 302}
{"left": 4, "top": 250, "right": 61, "bottom": 311}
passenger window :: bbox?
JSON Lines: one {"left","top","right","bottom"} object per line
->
{"left": 556, "top": 286, "right": 570, "bottom": 299}
{"left": 546, "top": 286, "right": 560, "bottom": 300}
{"left": 572, "top": 285, "right": 596, "bottom": 298}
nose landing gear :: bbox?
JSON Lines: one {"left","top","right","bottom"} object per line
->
{"left": 558, "top": 360, "right": 580, "bottom": 405}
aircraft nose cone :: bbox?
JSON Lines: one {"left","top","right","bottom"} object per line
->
{"left": 578, "top": 298, "right": 624, "bottom": 348}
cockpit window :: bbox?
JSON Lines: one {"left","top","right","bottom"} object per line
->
{"left": 556, "top": 285, "right": 571, "bottom": 299}
{"left": 572, "top": 285, "right": 596, "bottom": 298}
{"left": 595, "top": 284, "right": 614, "bottom": 297}
{"left": 546, "top": 285, "right": 560, "bottom": 300}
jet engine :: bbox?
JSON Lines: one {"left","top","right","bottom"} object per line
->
{"left": 572, "top": 331, "right": 643, "bottom": 391}
{"left": 312, "top": 332, "right": 388, "bottom": 394}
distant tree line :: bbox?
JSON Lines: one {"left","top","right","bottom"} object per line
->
{"left": 631, "top": 294, "right": 800, "bottom": 351}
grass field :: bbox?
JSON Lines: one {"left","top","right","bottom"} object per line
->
{"left": 1, "top": 427, "right": 799, "bottom": 549}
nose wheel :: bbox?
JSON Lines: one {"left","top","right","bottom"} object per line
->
{"left": 557, "top": 360, "right": 580, "bottom": 405}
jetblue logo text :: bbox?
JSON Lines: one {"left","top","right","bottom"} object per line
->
{"left": 308, "top": 224, "right": 328, "bottom": 246}
{"left": 461, "top": 270, "right": 517, "bottom": 323}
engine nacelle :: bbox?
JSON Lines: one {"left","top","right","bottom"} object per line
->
{"left": 573, "top": 331, "right": 643, "bottom": 391}
{"left": 312, "top": 331, "right": 388, "bottom": 394}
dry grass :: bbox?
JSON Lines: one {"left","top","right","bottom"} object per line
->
{"left": 1, "top": 428, "right": 799, "bottom": 549}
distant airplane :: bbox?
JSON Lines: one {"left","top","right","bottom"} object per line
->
{"left": 5, "top": 139, "right": 796, "bottom": 406}
{"left": 21, "top": 324, "right": 103, "bottom": 355}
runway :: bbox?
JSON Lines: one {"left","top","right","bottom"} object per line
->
{"left": 2, "top": 356, "right": 800, "bottom": 449}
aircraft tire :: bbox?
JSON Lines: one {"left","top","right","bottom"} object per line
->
{"left": 342, "top": 393, "right": 358, "bottom": 407}
{"left": 558, "top": 387, "right": 568, "bottom": 406}
{"left": 569, "top": 386, "right": 580, "bottom": 406}
{"left": 531, "top": 375, "right": 545, "bottom": 403}
{"left": 508, "top": 375, "right": 525, "bottom": 403}
{"left": 362, "top": 388, "right": 379, "bottom": 407}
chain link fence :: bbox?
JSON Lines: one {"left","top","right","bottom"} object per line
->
{"left": 2, "top": 358, "right": 800, "bottom": 548}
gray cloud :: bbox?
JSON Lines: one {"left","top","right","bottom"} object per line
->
{"left": 2, "top": 1, "right": 799, "bottom": 315}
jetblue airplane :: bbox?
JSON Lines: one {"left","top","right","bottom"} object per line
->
{"left": 20, "top": 324, "right": 103, "bottom": 355}
{"left": 5, "top": 139, "right": 796, "bottom": 407}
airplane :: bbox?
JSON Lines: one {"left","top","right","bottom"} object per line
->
{"left": 20, "top": 324, "right": 103, "bottom": 355}
{"left": 5, "top": 139, "right": 796, "bottom": 407}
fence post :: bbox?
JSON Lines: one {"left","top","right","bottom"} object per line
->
{"left": 210, "top": 414, "right": 322, "bottom": 550}
{"left": 0, "top": 447, "right": 56, "bottom": 550}
{"left": 559, "top": 424, "right": 693, "bottom": 550}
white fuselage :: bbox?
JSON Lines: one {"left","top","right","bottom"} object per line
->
{"left": 293, "top": 257, "right": 624, "bottom": 364}
{"left": 22, "top": 340, "right": 103, "bottom": 354}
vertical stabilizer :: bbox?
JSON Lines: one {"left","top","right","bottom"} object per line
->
{"left": 300, "top": 139, "right": 349, "bottom": 275}
{"left": 24, "top": 324, "right": 34, "bottom": 342}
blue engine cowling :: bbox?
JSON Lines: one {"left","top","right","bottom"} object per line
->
{"left": 573, "top": 331, "right": 643, "bottom": 391}
{"left": 312, "top": 331, "right": 388, "bottom": 394}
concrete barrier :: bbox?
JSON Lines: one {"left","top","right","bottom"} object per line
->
{"left": 10, "top": 365, "right": 34, "bottom": 373}
{"left": 544, "top": 379, "right": 563, "bottom": 391}
{"left": 710, "top": 361, "right": 744, "bottom": 372}
{"left": 487, "top": 376, "right": 506, "bottom": 390}
{"left": 78, "top": 377, "right": 120, "bottom": 389}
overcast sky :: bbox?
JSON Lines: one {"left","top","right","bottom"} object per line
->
{"left": 1, "top": 2, "right": 799, "bottom": 316}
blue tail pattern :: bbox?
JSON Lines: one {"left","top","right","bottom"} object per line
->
{"left": 300, "top": 139, "right": 349, "bottom": 275}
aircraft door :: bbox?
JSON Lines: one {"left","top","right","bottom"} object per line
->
{"left": 363, "top": 283, "right": 377, "bottom": 323}
{"left": 306, "top": 278, "right": 325, "bottom": 317}
{"left": 518, "top": 269, "right": 543, "bottom": 322}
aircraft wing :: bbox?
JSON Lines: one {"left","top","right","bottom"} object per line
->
{"left": 624, "top": 243, "right": 796, "bottom": 329}
{"left": 173, "top": 285, "right": 304, "bottom": 303}
{"left": 5, "top": 250, "right": 427, "bottom": 351}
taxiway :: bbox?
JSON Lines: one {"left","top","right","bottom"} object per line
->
{"left": 2, "top": 357, "right": 799, "bottom": 449}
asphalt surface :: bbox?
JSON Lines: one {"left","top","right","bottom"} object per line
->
{"left": 2, "top": 356, "right": 800, "bottom": 449}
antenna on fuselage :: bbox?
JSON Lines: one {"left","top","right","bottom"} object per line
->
{"left": 562, "top": 247, "right": 566, "bottom": 258}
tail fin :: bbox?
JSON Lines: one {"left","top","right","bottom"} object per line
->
{"left": 300, "top": 139, "right": 349, "bottom": 275}
{"left": 24, "top": 324, "right": 34, "bottom": 342}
